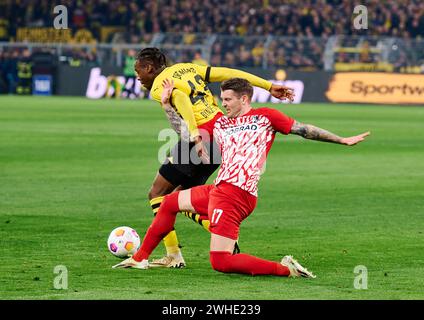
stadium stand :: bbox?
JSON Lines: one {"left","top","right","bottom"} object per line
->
{"left": 1, "top": 0, "right": 424, "bottom": 94}
{"left": 1, "top": 0, "right": 423, "bottom": 38}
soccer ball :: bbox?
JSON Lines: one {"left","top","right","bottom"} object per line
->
{"left": 107, "top": 226, "right": 140, "bottom": 258}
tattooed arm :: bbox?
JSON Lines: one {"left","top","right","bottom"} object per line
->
{"left": 161, "top": 78, "right": 182, "bottom": 134}
{"left": 161, "top": 78, "right": 191, "bottom": 142}
{"left": 163, "top": 106, "right": 182, "bottom": 135}
{"left": 290, "top": 120, "right": 370, "bottom": 146}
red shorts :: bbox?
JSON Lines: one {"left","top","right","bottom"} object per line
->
{"left": 190, "top": 182, "right": 257, "bottom": 240}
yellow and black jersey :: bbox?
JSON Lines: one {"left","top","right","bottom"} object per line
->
{"left": 150, "top": 63, "right": 273, "bottom": 138}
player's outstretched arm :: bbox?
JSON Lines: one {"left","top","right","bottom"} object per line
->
{"left": 207, "top": 66, "right": 294, "bottom": 102}
{"left": 290, "top": 121, "right": 370, "bottom": 146}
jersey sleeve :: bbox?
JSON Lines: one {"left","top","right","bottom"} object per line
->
{"left": 207, "top": 67, "right": 272, "bottom": 90}
{"left": 150, "top": 81, "right": 162, "bottom": 103}
{"left": 262, "top": 108, "right": 295, "bottom": 135}
{"left": 171, "top": 89, "right": 200, "bottom": 138}
{"left": 190, "top": 64, "right": 209, "bottom": 81}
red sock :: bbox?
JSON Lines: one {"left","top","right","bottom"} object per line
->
{"left": 133, "top": 192, "right": 180, "bottom": 262}
{"left": 210, "top": 251, "right": 290, "bottom": 276}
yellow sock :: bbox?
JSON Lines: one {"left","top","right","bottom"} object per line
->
{"left": 150, "top": 196, "right": 180, "bottom": 255}
{"left": 182, "top": 211, "right": 210, "bottom": 232}
{"left": 163, "top": 230, "right": 180, "bottom": 255}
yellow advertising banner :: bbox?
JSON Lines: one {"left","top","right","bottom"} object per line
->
{"left": 334, "top": 62, "right": 394, "bottom": 72}
{"left": 17, "top": 27, "right": 72, "bottom": 43}
{"left": 16, "top": 28, "right": 96, "bottom": 43}
{"left": 326, "top": 72, "right": 424, "bottom": 105}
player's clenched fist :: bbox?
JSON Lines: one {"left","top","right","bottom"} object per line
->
{"left": 270, "top": 84, "right": 295, "bottom": 102}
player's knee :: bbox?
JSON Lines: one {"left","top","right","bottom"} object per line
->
{"left": 148, "top": 173, "right": 177, "bottom": 200}
{"left": 210, "top": 251, "right": 232, "bottom": 273}
{"left": 148, "top": 182, "right": 175, "bottom": 200}
{"left": 158, "top": 192, "right": 180, "bottom": 216}
{"left": 148, "top": 187, "right": 164, "bottom": 200}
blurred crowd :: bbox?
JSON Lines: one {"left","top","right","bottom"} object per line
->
{"left": 210, "top": 36, "right": 324, "bottom": 70}
{"left": 1, "top": 0, "right": 424, "bottom": 78}
{"left": 1, "top": 0, "right": 423, "bottom": 41}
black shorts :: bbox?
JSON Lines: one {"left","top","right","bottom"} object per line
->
{"left": 159, "top": 139, "right": 221, "bottom": 189}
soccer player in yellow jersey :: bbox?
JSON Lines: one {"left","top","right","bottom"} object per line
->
{"left": 134, "top": 47, "right": 294, "bottom": 268}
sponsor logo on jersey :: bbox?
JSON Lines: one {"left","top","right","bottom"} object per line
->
{"left": 224, "top": 124, "right": 258, "bottom": 136}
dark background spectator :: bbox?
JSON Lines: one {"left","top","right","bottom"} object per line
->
{"left": 0, "top": 0, "right": 422, "bottom": 41}
{"left": 1, "top": 0, "right": 423, "bottom": 88}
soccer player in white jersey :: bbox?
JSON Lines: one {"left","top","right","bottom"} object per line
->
{"left": 114, "top": 78, "right": 370, "bottom": 277}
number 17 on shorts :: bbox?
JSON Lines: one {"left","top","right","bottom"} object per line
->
{"left": 211, "top": 209, "right": 223, "bottom": 224}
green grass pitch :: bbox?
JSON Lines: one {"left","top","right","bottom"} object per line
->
{"left": 1, "top": 96, "right": 423, "bottom": 300}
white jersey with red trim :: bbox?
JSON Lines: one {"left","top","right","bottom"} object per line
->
{"left": 213, "top": 107, "right": 294, "bottom": 197}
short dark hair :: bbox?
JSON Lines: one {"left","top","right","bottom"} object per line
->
{"left": 220, "top": 78, "right": 253, "bottom": 100}
{"left": 136, "top": 47, "right": 167, "bottom": 69}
